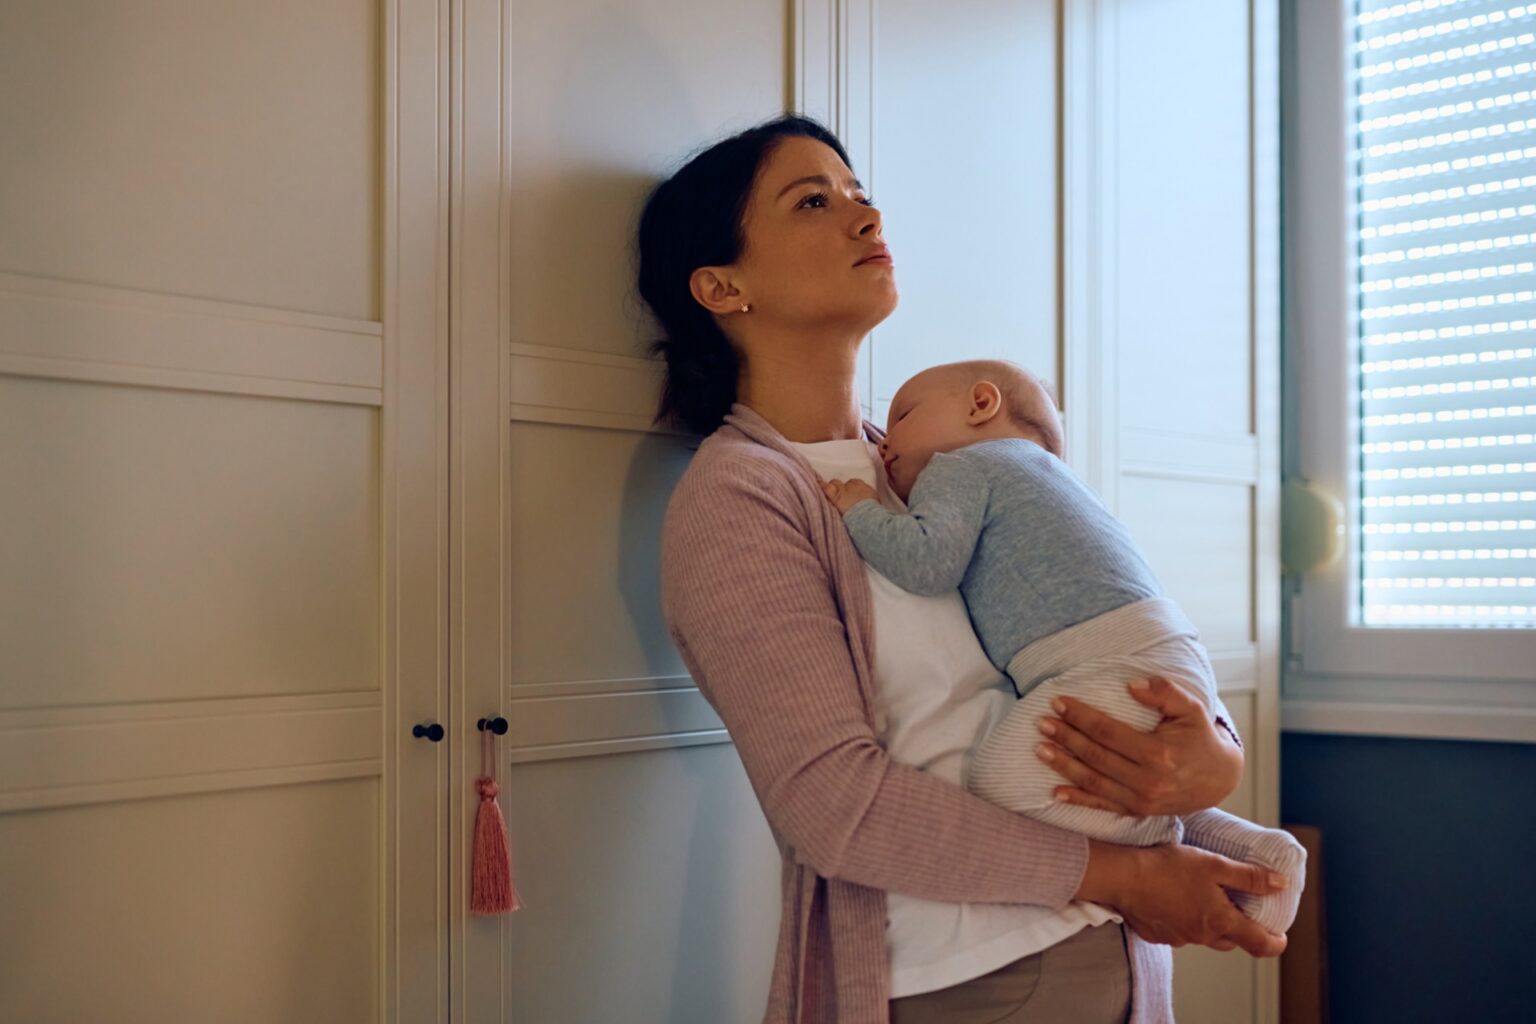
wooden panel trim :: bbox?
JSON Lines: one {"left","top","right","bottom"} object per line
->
{"left": 0, "top": 761, "right": 382, "bottom": 814}
{"left": 0, "top": 693, "right": 384, "bottom": 812}
{"left": 0, "top": 271, "right": 384, "bottom": 405}
{"left": 503, "top": 687, "right": 724, "bottom": 752}
{"left": 509, "top": 675, "right": 695, "bottom": 700}
{"left": 794, "top": 0, "right": 837, "bottom": 124}
{"left": 504, "top": 729, "right": 732, "bottom": 766}
{"left": 506, "top": 342, "right": 690, "bottom": 435}
{"left": 0, "top": 689, "right": 381, "bottom": 727}
{"left": 1119, "top": 428, "right": 1259, "bottom": 484}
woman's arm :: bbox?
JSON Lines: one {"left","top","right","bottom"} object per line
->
{"left": 1035, "top": 677, "right": 1245, "bottom": 817}
{"left": 662, "top": 452, "right": 1089, "bottom": 907}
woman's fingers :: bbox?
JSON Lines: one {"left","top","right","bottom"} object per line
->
{"left": 1036, "top": 741, "right": 1141, "bottom": 815}
{"left": 1219, "top": 858, "right": 1290, "bottom": 897}
{"left": 1126, "top": 676, "right": 1201, "bottom": 719}
{"left": 1052, "top": 695, "right": 1160, "bottom": 765}
{"left": 1223, "top": 916, "right": 1288, "bottom": 958}
{"left": 1038, "top": 715, "right": 1148, "bottom": 795}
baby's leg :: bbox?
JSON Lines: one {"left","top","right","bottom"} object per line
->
{"left": 1180, "top": 808, "right": 1307, "bottom": 935}
{"left": 966, "top": 665, "right": 1185, "bottom": 846}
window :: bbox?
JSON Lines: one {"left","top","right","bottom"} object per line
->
{"left": 1285, "top": 0, "right": 1536, "bottom": 733}
{"left": 1353, "top": 0, "right": 1536, "bottom": 630}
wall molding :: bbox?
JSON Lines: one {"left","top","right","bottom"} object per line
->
{"left": 0, "top": 690, "right": 383, "bottom": 812}
{"left": 508, "top": 674, "right": 695, "bottom": 700}
{"left": 1120, "top": 428, "right": 1260, "bottom": 484}
{"left": 506, "top": 341, "right": 684, "bottom": 435}
{"left": 505, "top": 728, "right": 731, "bottom": 766}
{"left": 502, "top": 685, "right": 724, "bottom": 755}
{"left": 0, "top": 271, "right": 383, "bottom": 406}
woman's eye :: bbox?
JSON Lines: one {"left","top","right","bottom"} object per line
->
{"left": 797, "top": 192, "right": 877, "bottom": 210}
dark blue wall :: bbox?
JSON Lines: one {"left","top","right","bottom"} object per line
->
{"left": 1280, "top": 732, "right": 1536, "bottom": 1024}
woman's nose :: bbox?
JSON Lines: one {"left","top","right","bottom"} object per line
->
{"left": 878, "top": 438, "right": 890, "bottom": 457}
{"left": 853, "top": 201, "right": 881, "bottom": 237}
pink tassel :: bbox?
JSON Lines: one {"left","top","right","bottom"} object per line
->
{"left": 471, "top": 726, "right": 521, "bottom": 915}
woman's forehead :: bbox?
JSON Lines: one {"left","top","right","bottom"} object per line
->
{"left": 759, "top": 137, "right": 857, "bottom": 191}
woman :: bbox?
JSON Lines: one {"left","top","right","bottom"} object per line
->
{"left": 640, "top": 115, "right": 1287, "bottom": 1024}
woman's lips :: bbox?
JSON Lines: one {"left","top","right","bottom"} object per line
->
{"left": 855, "top": 246, "right": 893, "bottom": 267}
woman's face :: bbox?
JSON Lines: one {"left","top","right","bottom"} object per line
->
{"left": 730, "top": 136, "right": 897, "bottom": 332}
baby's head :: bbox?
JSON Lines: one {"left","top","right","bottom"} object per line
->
{"left": 879, "top": 359, "right": 1062, "bottom": 500}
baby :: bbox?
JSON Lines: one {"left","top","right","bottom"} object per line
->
{"left": 821, "top": 359, "right": 1305, "bottom": 934}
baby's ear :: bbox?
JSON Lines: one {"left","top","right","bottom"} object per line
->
{"left": 967, "top": 381, "right": 1004, "bottom": 424}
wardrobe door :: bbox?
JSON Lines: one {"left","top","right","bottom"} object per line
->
{"left": 1072, "top": 0, "right": 1284, "bottom": 1021}
{"left": 450, "top": 0, "right": 787, "bottom": 1019}
{"left": 0, "top": 3, "right": 450, "bottom": 1021}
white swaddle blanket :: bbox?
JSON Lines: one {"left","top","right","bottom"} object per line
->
{"left": 965, "top": 596, "right": 1306, "bottom": 935}
{"left": 966, "top": 596, "right": 1214, "bottom": 845}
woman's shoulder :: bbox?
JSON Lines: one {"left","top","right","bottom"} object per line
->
{"left": 670, "top": 425, "right": 817, "bottom": 514}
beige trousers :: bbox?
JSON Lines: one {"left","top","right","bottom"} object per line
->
{"left": 887, "top": 922, "right": 1132, "bottom": 1024}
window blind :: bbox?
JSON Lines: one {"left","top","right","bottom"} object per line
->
{"left": 1354, "top": 0, "right": 1536, "bottom": 627}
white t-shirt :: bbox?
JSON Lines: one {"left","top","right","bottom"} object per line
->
{"left": 790, "top": 437, "right": 1122, "bottom": 999}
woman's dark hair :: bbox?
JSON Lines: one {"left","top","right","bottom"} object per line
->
{"left": 637, "top": 115, "right": 853, "bottom": 436}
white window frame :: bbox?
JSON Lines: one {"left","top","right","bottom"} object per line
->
{"left": 1283, "top": 0, "right": 1536, "bottom": 742}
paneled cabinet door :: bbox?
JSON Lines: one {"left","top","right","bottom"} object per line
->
{"left": 0, "top": 2, "right": 450, "bottom": 1022}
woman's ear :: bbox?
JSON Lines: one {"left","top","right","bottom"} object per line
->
{"left": 688, "top": 266, "right": 749, "bottom": 316}
{"left": 967, "top": 381, "right": 1004, "bottom": 425}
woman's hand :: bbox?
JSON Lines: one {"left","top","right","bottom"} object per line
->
{"left": 1036, "top": 677, "right": 1243, "bottom": 817}
{"left": 1078, "top": 841, "right": 1289, "bottom": 957}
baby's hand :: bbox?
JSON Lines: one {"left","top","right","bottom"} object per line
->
{"left": 820, "top": 478, "right": 879, "bottom": 514}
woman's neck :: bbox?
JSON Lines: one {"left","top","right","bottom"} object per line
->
{"left": 736, "top": 332, "right": 866, "bottom": 443}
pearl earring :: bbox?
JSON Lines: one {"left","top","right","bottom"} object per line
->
{"left": 740, "top": 303, "right": 751, "bottom": 313}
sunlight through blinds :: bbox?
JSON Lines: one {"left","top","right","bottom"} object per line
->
{"left": 1354, "top": 0, "right": 1536, "bottom": 627}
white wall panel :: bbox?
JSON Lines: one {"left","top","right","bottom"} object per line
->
{"left": 871, "top": 0, "right": 1058, "bottom": 421}
{"left": 504, "top": 0, "right": 787, "bottom": 363}
{"left": 0, "top": 377, "right": 379, "bottom": 709}
{"left": 0, "top": 779, "right": 379, "bottom": 1024}
{"left": 1114, "top": 0, "right": 1252, "bottom": 438}
{"left": 1118, "top": 473, "right": 1254, "bottom": 650}
{"left": 0, "top": 0, "right": 379, "bottom": 320}
{"left": 507, "top": 421, "right": 692, "bottom": 688}
{"left": 503, "top": 744, "right": 779, "bottom": 1024}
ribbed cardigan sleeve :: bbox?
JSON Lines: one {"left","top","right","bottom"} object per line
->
{"left": 660, "top": 448, "right": 1089, "bottom": 908}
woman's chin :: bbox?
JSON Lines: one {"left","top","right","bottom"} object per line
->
{"left": 857, "top": 286, "right": 899, "bottom": 332}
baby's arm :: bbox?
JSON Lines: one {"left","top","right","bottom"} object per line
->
{"left": 828, "top": 454, "right": 991, "bottom": 596}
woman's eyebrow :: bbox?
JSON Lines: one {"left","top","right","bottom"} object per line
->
{"left": 775, "top": 174, "right": 865, "bottom": 200}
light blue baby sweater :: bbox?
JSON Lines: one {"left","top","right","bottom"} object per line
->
{"left": 842, "top": 438, "right": 1165, "bottom": 671}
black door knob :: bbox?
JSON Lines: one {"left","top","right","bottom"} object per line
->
{"left": 412, "top": 722, "right": 445, "bottom": 742}
{"left": 477, "top": 716, "right": 508, "bottom": 735}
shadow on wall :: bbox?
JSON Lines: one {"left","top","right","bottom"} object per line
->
{"left": 618, "top": 427, "right": 783, "bottom": 1020}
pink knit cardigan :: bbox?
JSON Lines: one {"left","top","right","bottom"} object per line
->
{"left": 659, "top": 403, "right": 1175, "bottom": 1023}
